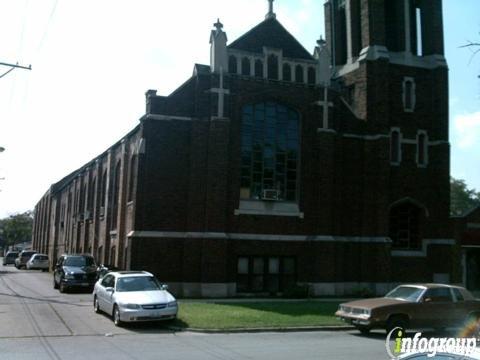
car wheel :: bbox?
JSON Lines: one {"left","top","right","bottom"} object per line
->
{"left": 113, "top": 305, "right": 122, "bottom": 327}
{"left": 93, "top": 296, "right": 101, "bottom": 314}
{"left": 53, "top": 278, "right": 59, "bottom": 289}
{"left": 386, "top": 315, "right": 408, "bottom": 336}
{"left": 59, "top": 282, "right": 67, "bottom": 293}
{"left": 356, "top": 325, "right": 371, "bottom": 335}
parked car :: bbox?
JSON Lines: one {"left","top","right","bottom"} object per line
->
{"left": 53, "top": 254, "right": 97, "bottom": 293}
{"left": 93, "top": 271, "right": 177, "bottom": 326}
{"left": 2, "top": 251, "right": 19, "bottom": 265}
{"left": 335, "top": 283, "right": 480, "bottom": 334}
{"left": 26, "top": 253, "right": 50, "bottom": 271}
{"left": 14, "top": 250, "right": 37, "bottom": 269}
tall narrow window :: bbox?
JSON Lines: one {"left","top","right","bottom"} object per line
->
{"left": 241, "top": 57, "right": 251, "bottom": 76}
{"left": 390, "top": 129, "right": 401, "bottom": 165}
{"left": 267, "top": 54, "right": 278, "bottom": 80}
{"left": 389, "top": 202, "right": 422, "bottom": 249}
{"left": 283, "top": 63, "right": 291, "bottom": 82}
{"left": 228, "top": 55, "right": 237, "bottom": 74}
{"left": 402, "top": 78, "right": 416, "bottom": 112}
{"left": 295, "top": 65, "right": 304, "bottom": 83}
{"left": 417, "top": 132, "right": 428, "bottom": 167}
{"left": 415, "top": 7, "right": 423, "bottom": 56}
{"left": 111, "top": 161, "right": 121, "bottom": 230}
{"left": 101, "top": 169, "right": 107, "bottom": 209}
{"left": 240, "top": 102, "right": 300, "bottom": 202}
{"left": 128, "top": 155, "right": 137, "bottom": 202}
{"left": 307, "top": 67, "right": 316, "bottom": 85}
{"left": 254, "top": 59, "right": 263, "bottom": 78}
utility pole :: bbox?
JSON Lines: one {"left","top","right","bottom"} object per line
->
{"left": 0, "top": 61, "right": 32, "bottom": 79}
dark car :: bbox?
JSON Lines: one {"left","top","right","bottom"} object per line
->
{"left": 53, "top": 254, "right": 97, "bottom": 293}
{"left": 2, "top": 251, "right": 19, "bottom": 265}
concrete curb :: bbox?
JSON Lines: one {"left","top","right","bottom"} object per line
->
{"left": 168, "top": 325, "right": 355, "bottom": 334}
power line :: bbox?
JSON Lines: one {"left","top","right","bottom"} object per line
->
{"left": 0, "top": 62, "right": 32, "bottom": 79}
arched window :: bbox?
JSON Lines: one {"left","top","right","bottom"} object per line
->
{"left": 283, "top": 63, "right": 291, "bottom": 82}
{"left": 390, "top": 129, "right": 401, "bottom": 164}
{"left": 240, "top": 102, "right": 300, "bottom": 202}
{"left": 254, "top": 59, "right": 263, "bottom": 78}
{"left": 241, "top": 57, "right": 251, "bottom": 76}
{"left": 228, "top": 55, "right": 237, "bottom": 74}
{"left": 295, "top": 65, "right": 304, "bottom": 83}
{"left": 307, "top": 67, "right": 316, "bottom": 85}
{"left": 128, "top": 155, "right": 137, "bottom": 202}
{"left": 267, "top": 54, "right": 278, "bottom": 80}
{"left": 389, "top": 202, "right": 422, "bottom": 249}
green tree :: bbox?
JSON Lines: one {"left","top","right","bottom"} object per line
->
{"left": 0, "top": 211, "right": 33, "bottom": 250}
{"left": 450, "top": 177, "right": 480, "bottom": 216}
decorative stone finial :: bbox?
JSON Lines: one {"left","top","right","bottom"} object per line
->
{"left": 214, "top": 18, "right": 223, "bottom": 31}
{"left": 266, "top": 0, "right": 276, "bottom": 20}
{"left": 317, "top": 35, "right": 326, "bottom": 47}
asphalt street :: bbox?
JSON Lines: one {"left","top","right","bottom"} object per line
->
{"left": 0, "top": 263, "right": 392, "bottom": 360}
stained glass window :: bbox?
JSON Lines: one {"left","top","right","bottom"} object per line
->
{"left": 240, "top": 102, "right": 299, "bottom": 201}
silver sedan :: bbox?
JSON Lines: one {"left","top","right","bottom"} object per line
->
{"left": 93, "top": 271, "right": 178, "bottom": 326}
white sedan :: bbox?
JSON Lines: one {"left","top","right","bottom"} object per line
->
{"left": 26, "top": 254, "right": 49, "bottom": 271}
{"left": 93, "top": 271, "right": 177, "bottom": 326}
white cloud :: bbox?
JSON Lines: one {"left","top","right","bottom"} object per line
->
{"left": 454, "top": 111, "right": 480, "bottom": 149}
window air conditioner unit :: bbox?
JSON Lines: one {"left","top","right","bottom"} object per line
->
{"left": 84, "top": 210, "right": 92, "bottom": 220}
{"left": 99, "top": 206, "right": 105, "bottom": 217}
{"left": 262, "top": 189, "right": 279, "bottom": 201}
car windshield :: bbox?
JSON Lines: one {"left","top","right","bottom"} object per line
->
{"left": 64, "top": 256, "right": 95, "bottom": 267}
{"left": 385, "top": 286, "right": 424, "bottom": 301}
{"left": 116, "top": 276, "right": 162, "bottom": 292}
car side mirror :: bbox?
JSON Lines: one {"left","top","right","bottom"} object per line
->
{"left": 106, "top": 287, "right": 115, "bottom": 293}
{"left": 423, "top": 297, "right": 432, "bottom": 303}
{"left": 162, "top": 284, "right": 169, "bottom": 291}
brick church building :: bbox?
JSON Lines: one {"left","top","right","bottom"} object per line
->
{"left": 33, "top": 0, "right": 457, "bottom": 297}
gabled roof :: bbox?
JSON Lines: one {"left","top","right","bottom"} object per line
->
{"left": 228, "top": 18, "right": 314, "bottom": 61}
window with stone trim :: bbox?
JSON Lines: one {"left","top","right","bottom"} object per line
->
{"left": 403, "top": 78, "right": 416, "bottom": 112}
{"left": 111, "top": 160, "right": 121, "bottom": 230}
{"left": 127, "top": 155, "right": 137, "bottom": 202}
{"left": 254, "top": 59, "right": 263, "bottom": 78}
{"left": 417, "top": 131, "right": 428, "bottom": 167}
{"left": 240, "top": 102, "right": 300, "bottom": 202}
{"left": 228, "top": 55, "right": 237, "bottom": 74}
{"left": 389, "top": 202, "right": 422, "bottom": 250}
{"left": 307, "top": 67, "right": 316, "bottom": 85}
{"left": 241, "top": 57, "right": 250, "bottom": 76}
{"left": 100, "top": 169, "right": 107, "bottom": 214}
{"left": 236, "top": 256, "right": 296, "bottom": 293}
{"left": 295, "top": 65, "right": 304, "bottom": 83}
{"left": 267, "top": 54, "right": 279, "bottom": 80}
{"left": 283, "top": 63, "right": 291, "bottom": 81}
{"left": 390, "top": 129, "right": 401, "bottom": 165}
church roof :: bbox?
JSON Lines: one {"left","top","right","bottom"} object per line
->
{"left": 228, "top": 18, "right": 314, "bottom": 61}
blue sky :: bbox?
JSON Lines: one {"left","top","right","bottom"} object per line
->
{"left": 0, "top": 0, "right": 479, "bottom": 218}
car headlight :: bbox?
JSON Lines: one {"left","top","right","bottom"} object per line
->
{"left": 167, "top": 301, "right": 177, "bottom": 308}
{"left": 361, "top": 308, "right": 371, "bottom": 317}
{"left": 123, "top": 303, "right": 140, "bottom": 309}
{"left": 64, "top": 273, "right": 75, "bottom": 279}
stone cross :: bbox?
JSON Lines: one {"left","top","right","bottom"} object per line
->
{"left": 210, "top": 67, "right": 230, "bottom": 118}
{"left": 315, "top": 87, "right": 334, "bottom": 129}
{"left": 266, "top": 0, "right": 276, "bottom": 19}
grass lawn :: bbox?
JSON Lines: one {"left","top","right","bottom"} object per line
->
{"left": 173, "top": 301, "right": 344, "bottom": 330}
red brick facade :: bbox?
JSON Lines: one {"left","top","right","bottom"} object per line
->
{"left": 33, "top": 1, "right": 458, "bottom": 297}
